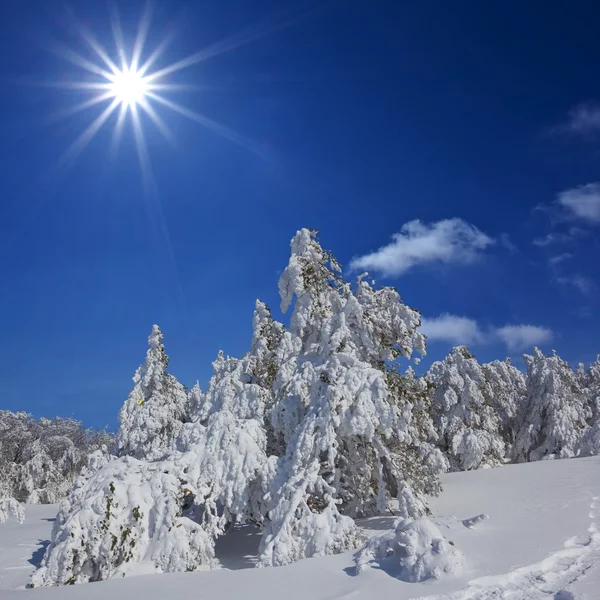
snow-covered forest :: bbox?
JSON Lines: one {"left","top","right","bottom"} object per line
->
{"left": 0, "top": 412, "right": 112, "bottom": 506}
{"left": 3, "top": 229, "right": 600, "bottom": 587}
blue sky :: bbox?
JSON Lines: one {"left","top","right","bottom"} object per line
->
{"left": 0, "top": 0, "right": 599, "bottom": 430}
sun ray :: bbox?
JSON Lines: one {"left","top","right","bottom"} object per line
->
{"left": 137, "top": 34, "right": 174, "bottom": 77}
{"left": 143, "top": 2, "right": 319, "bottom": 84}
{"left": 20, "top": 79, "right": 112, "bottom": 91}
{"left": 138, "top": 98, "right": 177, "bottom": 148}
{"left": 144, "top": 82, "right": 209, "bottom": 92}
{"left": 58, "top": 98, "right": 120, "bottom": 168}
{"left": 109, "top": 103, "right": 128, "bottom": 160}
{"left": 47, "top": 42, "right": 114, "bottom": 79}
{"left": 131, "top": 1, "right": 154, "bottom": 72}
{"left": 65, "top": 7, "right": 121, "bottom": 75}
{"left": 130, "top": 104, "right": 189, "bottom": 318}
{"left": 109, "top": 3, "right": 128, "bottom": 71}
{"left": 146, "top": 92, "right": 266, "bottom": 158}
{"left": 44, "top": 92, "right": 114, "bottom": 125}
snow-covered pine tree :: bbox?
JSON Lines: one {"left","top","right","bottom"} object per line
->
{"left": 187, "top": 381, "right": 206, "bottom": 421}
{"left": 383, "top": 366, "right": 448, "bottom": 511}
{"left": 426, "top": 346, "right": 505, "bottom": 471}
{"left": 514, "top": 348, "right": 588, "bottom": 462}
{"left": 573, "top": 356, "right": 600, "bottom": 458}
{"left": 481, "top": 359, "right": 527, "bottom": 454}
{"left": 259, "top": 229, "right": 431, "bottom": 567}
{"left": 584, "top": 356, "right": 600, "bottom": 425}
{"left": 115, "top": 325, "right": 189, "bottom": 461}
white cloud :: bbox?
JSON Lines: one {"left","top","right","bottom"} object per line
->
{"left": 558, "top": 103, "right": 600, "bottom": 138}
{"left": 421, "top": 314, "right": 554, "bottom": 353}
{"left": 557, "top": 183, "right": 600, "bottom": 224}
{"left": 556, "top": 274, "right": 595, "bottom": 295}
{"left": 548, "top": 252, "right": 574, "bottom": 266}
{"left": 421, "top": 314, "right": 484, "bottom": 346}
{"left": 495, "top": 325, "right": 553, "bottom": 352}
{"left": 350, "top": 219, "right": 494, "bottom": 277}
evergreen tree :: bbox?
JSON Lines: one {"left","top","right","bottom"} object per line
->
{"left": 481, "top": 358, "right": 527, "bottom": 454}
{"left": 426, "top": 346, "right": 505, "bottom": 471}
{"left": 115, "top": 325, "right": 189, "bottom": 461}
{"left": 259, "top": 229, "right": 432, "bottom": 567}
{"left": 514, "top": 348, "right": 588, "bottom": 462}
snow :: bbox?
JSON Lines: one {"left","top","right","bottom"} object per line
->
{"left": 355, "top": 517, "right": 465, "bottom": 581}
{"left": 0, "top": 503, "right": 56, "bottom": 591}
{"left": 2, "top": 456, "right": 600, "bottom": 599}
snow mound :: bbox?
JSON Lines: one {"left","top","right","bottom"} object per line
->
{"left": 355, "top": 517, "right": 464, "bottom": 582}
{"left": 0, "top": 499, "right": 24, "bottom": 524}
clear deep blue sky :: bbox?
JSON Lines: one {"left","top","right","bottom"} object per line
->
{"left": 1, "top": 0, "right": 599, "bottom": 430}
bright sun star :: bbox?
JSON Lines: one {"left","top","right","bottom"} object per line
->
{"left": 45, "top": 2, "right": 279, "bottom": 171}
{"left": 109, "top": 67, "right": 148, "bottom": 107}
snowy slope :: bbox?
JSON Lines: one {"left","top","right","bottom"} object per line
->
{"left": 2, "top": 457, "right": 599, "bottom": 599}
{"left": 0, "top": 504, "right": 57, "bottom": 592}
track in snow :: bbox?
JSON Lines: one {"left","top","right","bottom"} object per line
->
{"left": 420, "top": 496, "right": 599, "bottom": 600}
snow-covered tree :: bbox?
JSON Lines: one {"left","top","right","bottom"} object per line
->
{"left": 583, "top": 356, "right": 600, "bottom": 425}
{"left": 259, "top": 229, "right": 432, "bottom": 567}
{"left": 0, "top": 411, "right": 113, "bottom": 504}
{"left": 426, "top": 346, "right": 505, "bottom": 471}
{"left": 571, "top": 356, "right": 600, "bottom": 458}
{"left": 31, "top": 454, "right": 214, "bottom": 586}
{"left": 514, "top": 348, "right": 588, "bottom": 462}
{"left": 115, "top": 325, "right": 190, "bottom": 461}
{"left": 481, "top": 358, "right": 527, "bottom": 452}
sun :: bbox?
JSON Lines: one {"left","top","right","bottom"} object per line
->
{"left": 108, "top": 67, "right": 148, "bottom": 107}
{"left": 42, "top": 2, "right": 296, "bottom": 171}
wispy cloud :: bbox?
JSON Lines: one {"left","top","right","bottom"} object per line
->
{"left": 422, "top": 314, "right": 554, "bottom": 353}
{"left": 548, "top": 252, "right": 574, "bottom": 266}
{"left": 499, "top": 232, "right": 518, "bottom": 253}
{"left": 556, "top": 103, "right": 600, "bottom": 138}
{"left": 557, "top": 183, "right": 600, "bottom": 224}
{"left": 532, "top": 227, "right": 586, "bottom": 247}
{"left": 556, "top": 274, "right": 595, "bottom": 295}
{"left": 421, "top": 314, "right": 484, "bottom": 346}
{"left": 495, "top": 325, "right": 554, "bottom": 352}
{"left": 349, "top": 219, "right": 494, "bottom": 277}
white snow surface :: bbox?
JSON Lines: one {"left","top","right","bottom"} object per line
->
{"left": 2, "top": 456, "right": 600, "bottom": 599}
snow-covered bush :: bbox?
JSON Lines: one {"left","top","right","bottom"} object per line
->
{"left": 0, "top": 497, "right": 25, "bottom": 524}
{"left": 0, "top": 410, "right": 113, "bottom": 504}
{"left": 31, "top": 455, "right": 214, "bottom": 586}
{"left": 426, "top": 347, "right": 505, "bottom": 471}
{"left": 115, "top": 325, "right": 190, "bottom": 461}
{"left": 575, "top": 422, "right": 600, "bottom": 457}
{"left": 514, "top": 348, "right": 588, "bottom": 462}
{"left": 355, "top": 517, "right": 464, "bottom": 581}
